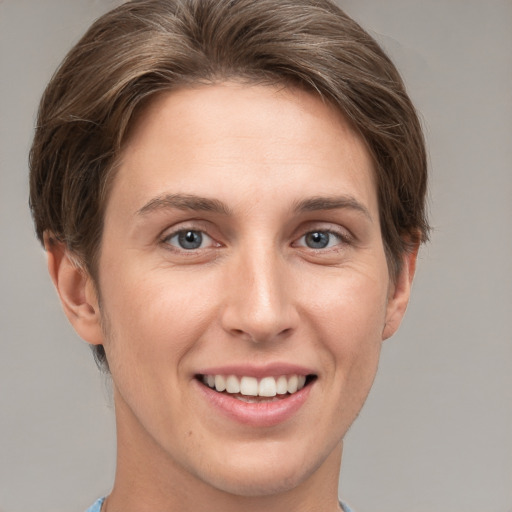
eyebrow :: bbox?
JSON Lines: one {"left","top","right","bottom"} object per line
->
{"left": 136, "top": 193, "right": 232, "bottom": 216}
{"left": 136, "top": 192, "right": 371, "bottom": 220}
{"left": 293, "top": 195, "right": 372, "bottom": 220}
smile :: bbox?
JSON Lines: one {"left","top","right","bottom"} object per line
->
{"left": 200, "top": 373, "right": 310, "bottom": 398}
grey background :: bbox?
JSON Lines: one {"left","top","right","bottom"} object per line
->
{"left": 1, "top": 1, "right": 511, "bottom": 511}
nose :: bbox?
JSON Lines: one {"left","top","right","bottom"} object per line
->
{"left": 220, "top": 246, "right": 299, "bottom": 343}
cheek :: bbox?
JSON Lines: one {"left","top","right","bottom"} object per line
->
{"left": 98, "top": 265, "right": 216, "bottom": 374}
{"left": 306, "top": 265, "right": 389, "bottom": 343}
{"left": 306, "top": 266, "right": 389, "bottom": 388}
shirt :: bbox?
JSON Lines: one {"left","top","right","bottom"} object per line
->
{"left": 85, "top": 496, "right": 355, "bottom": 511}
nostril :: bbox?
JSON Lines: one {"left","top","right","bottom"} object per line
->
{"left": 226, "top": 328, "right": 290, "bottom": 344}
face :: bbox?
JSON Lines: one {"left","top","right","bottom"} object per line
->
{"left": 72, "top": 83, "right": 413, "bottom": 498}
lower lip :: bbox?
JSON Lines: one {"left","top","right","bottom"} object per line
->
{"left": 195, "top": 379, "right": 314, "bottom": 427}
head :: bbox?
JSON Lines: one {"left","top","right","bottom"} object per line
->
{"left": 30, "top": 0, "right": 428, "bottom": 500}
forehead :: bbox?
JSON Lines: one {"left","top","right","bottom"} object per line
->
{"left": 109, "top": 82, "right": 377, "bottom": 218}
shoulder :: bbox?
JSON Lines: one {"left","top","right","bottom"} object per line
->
{"left": 84, "top": 497, "right": 105, "bottom": 512}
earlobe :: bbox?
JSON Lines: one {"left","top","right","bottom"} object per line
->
{"left": 45, "top": 233, "right": 104, "bottom": 346}
{"left": 382, "top": 244, "right": 419, "bottom": 341}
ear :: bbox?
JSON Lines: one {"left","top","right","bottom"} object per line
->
{"left": 382, "top": 243, "right": 419, "bottom": 341}
{"left": 45, "top": 233, "right": 104, "bottom": 346}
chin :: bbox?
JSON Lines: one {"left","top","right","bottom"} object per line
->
{"left": 193, "top": 441, "right": 335, "bottom": 498}
{"left": 205, "top": 466, "right": 311, "bottom": 497}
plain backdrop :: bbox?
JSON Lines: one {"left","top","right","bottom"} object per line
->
{"left": 1, "top": 1, "right": 511, "bottom": 511}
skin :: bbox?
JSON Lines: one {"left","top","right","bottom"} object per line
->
{"left": 47, "top": 83, "right": 417, "bottom": 512}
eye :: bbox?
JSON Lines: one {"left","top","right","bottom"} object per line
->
{"left": 164, "top": 230, "right": 214, "bottom": 250}
{"left": 297, "top": 230, "right": 344, "bottom": 249}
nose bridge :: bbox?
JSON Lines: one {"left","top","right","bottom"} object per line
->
{"left": 221, "top": 243, "right": 297, "bottom": 342}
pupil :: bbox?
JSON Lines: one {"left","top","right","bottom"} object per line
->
{"left": 179, "top": 230, "right": 202, "bottom": 249}
{"left": 306, "top": 231, "right": 329, "bottom": 249}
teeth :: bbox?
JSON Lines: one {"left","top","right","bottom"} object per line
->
{"left": 259, "top": 376, "right": 277, "bottom": 397}
{"left": 226, "top": 375, "right": 240, "bottom": 393}
{"left": 276, "top": 376, "right": 288, "bottom": 395}
{"left": 214, "top": 375, "right": 226, "bottom": 392}
{"left": 203, "top": 374, "right": 309, "bottom": 397}
{"left": 240, "top": 376, "right": 258, "bottom": 396}
{"left": 236, "top": 395, "right": 281, "bottom": 403}
{"left": 287, "top": 375, "right": 298, "bottom": 393}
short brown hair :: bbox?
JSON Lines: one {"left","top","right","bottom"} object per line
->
{"left": 30, "top": 0, "right": 429, "bottom": 370}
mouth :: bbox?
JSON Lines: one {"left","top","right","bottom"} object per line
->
{"left": 196, "top": 373, "right": 317, "bottom": 403}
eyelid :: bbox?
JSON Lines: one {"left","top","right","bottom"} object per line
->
{"left": 295, "top": 230, "right": 349, "bottom": 249}
{"left": 159, "top": 223, "right": 222, "bottom": 252}
{"left": 165, "top": 230, "right": 214, "bottom": 249}
{"left": 292, "top": 222, "right": 354, "bottom": 246}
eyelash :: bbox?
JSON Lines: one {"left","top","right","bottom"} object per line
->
{"left": 294, "top": 229, "right": 352, "bottom": 251}
{"left": 161, "top": 228, "right": 218, "bottom": 251}
{"left": 160, "top": 226, "right": 352, "bottom": 254}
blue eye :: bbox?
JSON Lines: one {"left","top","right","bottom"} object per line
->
{"left": 166, "top": 230, "right": 211, "bottom": 250}
{"left": 300, "top": 231, "right": 342, "bottom": 249}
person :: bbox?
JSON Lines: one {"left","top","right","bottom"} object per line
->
{"left": 29, "top": 0, "right": 428, "bottom": 510}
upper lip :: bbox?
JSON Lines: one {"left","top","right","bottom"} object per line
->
{"left": 195, "top": 363, "right": 316, "bottom": 379}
